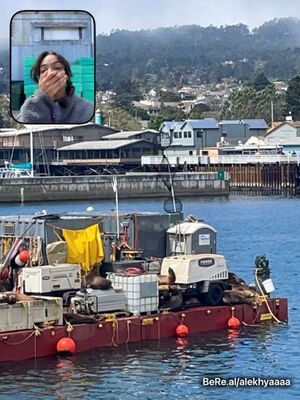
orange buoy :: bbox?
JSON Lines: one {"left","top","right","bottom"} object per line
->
{"left": 56, "top": 337, "right": 76, "bottom": 355}
{"left": 18, "top": 250, "right": 30, "bottom": 264}
{"left": 176, "top": 324, "right": 189, "bottom": 338}
{"left": 227, "top": 316, "right": 241, "bottom": 329}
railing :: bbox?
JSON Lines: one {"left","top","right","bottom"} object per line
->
{"left": 141, "top": 154, "right": 300, "bottom": 166}
{"left": 208, "top": 154, "right": 299, "bottom": 164}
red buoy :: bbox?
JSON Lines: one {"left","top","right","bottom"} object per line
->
{"left": 176, "top": 324, "right": 189, "bottom": 338}
{"left": 18, "top": 250, "right": 30, "bottom": 264}
{"left": 227, "top": 316, "right": 241, "bottom": 329}
{"left": 56, "top": 337, "right": 76, "bottom": 355}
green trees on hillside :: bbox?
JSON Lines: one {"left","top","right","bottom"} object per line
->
{"left": 148, "top": 106, "right": 185, "bottom": 130}
{"left": 98, "top": 106, "right": 142, "bottom": 131}
{"left": 252, "top": 72, "right": 271, "bottom": 91}
{"left": 96, "top": 18, "right": 300, "bottom": 91}
{"left": 220, "top": 84, "right": 285, "bottom": 122}
{"left": 286, "top": 75, "right": 300, "bottom": 119}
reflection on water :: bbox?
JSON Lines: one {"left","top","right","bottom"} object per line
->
{"left": 0, "top": 196, "right": 299, "bottom": 399}
{"left": 0, "top": 324, "right": 296, "bottom": 400}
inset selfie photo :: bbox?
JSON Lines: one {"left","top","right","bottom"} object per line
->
{"left": 10, "top": 10, "right": 95, "bottom": 124}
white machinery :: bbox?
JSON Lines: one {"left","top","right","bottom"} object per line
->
{"left": 160, "top": 254, "right": 229, "bottom": 306}
{"left": 18, "top": 264, "right": 81, "bottom": 294}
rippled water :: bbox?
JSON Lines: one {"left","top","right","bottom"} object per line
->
{"left": 0, "top": 195, "right": 299, "bottom": 399}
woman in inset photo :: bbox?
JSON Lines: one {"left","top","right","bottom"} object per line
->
{"left": 17, "top": 51, "right": 94, "bottom": 124}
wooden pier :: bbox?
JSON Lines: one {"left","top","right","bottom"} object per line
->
{"left": 200, "top": 164, "right": 299, "bottom": 195}
{"left": 142, "top": 155, "right": 300, "bottom": 196}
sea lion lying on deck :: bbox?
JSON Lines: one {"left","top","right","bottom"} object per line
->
{"left": 0, "top": 292, "right": 36, "bottom": 304}
{"left": 223, "top": 272, "right": 262, "bottom": 307}
{"left": 223, "top": 288, "right": 262, "bottom": 307}
{"left": 82, "top": 263, "right": 112, "bottom": 290}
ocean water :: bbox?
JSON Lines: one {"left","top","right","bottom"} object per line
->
{"left": 0, "top": 195, "right": 299, "bottom": 399}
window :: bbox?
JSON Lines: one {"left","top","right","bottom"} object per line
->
{"left": 179, "top": 132, "right": 182, "bottom": 138}
{"left": 62, "top": 135, "right": 74, "bottom": 142}
{"left": 184, "top": 131, "right": 188, "bottom": 138}
{"left": 189, "top": 150, "right": 193, "bottom": 155}
{"left": 43, "top": 28, "right": 80, "bottom": 40}
{"left": 79, "top": 27, "right": 83, "bottom": 39}
{"left": 197, "top": 131, "right": 203, "bottom": 138}
{"left": 188, "top": 132, "right": 192, "bottom": 138}
{"left": 174, "top": 132, "right": 178, "bottom": 138}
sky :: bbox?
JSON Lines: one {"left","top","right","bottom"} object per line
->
{"left": 1, "top": 0, "right": 300, "bottom": 41}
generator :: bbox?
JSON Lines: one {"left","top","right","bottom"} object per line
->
{"left": 18, "top": 264, "right": 81, "bottom": 294}
{"left": 71, "top": 288, "right": 127, "bottom": 315}
{"left": 160, "top": 253, "right": 228, "bottom": 306}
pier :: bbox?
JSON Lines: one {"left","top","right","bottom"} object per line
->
{"left": 142, "top": 155, "right": 300, "bottom": 196}
{"left": 0, "top": 172, "right": 229, "bottom": 203}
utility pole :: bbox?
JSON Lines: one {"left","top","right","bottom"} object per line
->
{"left": 271, "top": 101, "right": 274, "bottom": 128}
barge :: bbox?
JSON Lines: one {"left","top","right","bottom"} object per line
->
{"left": 0, "top": 211, "right": 288, "bottom": 363}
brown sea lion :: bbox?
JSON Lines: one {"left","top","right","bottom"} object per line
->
{"left": 223, "top": 286, "right": 262, "bottom": 307}
{"left": 82, "top": 263, "right": 112, "bottom": 290}
{"left": 0, "top": 292, "right": 35, "bottom": 304}
{"left": 223, "top": 272, "right": 262, "bottom": 306}
{"left": 158, "top": 267, "right": 176, "bottom": 287}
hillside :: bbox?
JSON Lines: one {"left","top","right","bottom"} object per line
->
{"left": 96, "top": 18, "right": 300, "bottom": 90}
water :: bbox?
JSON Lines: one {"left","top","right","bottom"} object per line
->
{"left": 0, "top": 195, "right": 299, "bottom": 399}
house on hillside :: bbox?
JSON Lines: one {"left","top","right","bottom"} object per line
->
{"left": 219, "top": 119, "right": 267, "bottom": 145}
{"left": 264, "top": 120, "right": 300, "bottom": 154}
{"left": 160, "top": 118, "right": 221, "bottom": 156}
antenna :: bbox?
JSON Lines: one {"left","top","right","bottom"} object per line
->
{"left": 160, "top": 130, "right": 182, "bottom": 213}
{"left": 271, "top": 101, "right": 274, "bottom": 127}
{"left": 112, "top": 175, "right": 120, "bottom": 238}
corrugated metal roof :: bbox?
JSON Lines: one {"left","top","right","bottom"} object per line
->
{"left": 184, "top": 118, "right": 219, "bottom": 129}
{"left": 103, "top": 129, "right": 158, "bottom": 140}
{"left": 241, "top": 119, "right": 267, "bottom": 129}
{"left": 58, "top": 139, "right": 145, "bottom": 151}
{"left": 161, "top": 121, "right": 183, "bottom": 131}
{"left": 0, "top": 123, "right": 118, "bottom": 137}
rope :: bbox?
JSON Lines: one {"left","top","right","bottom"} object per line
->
{"left": 111, "top": 315, "right": 118, "bottom": 347}
{"left": 242, "top": 304, "right": 263, "bottom": 327}
{"left": 126, "top": 320, "right": 131, "bottom": 344}
{"left": 65, "top": 320, "right": 74, "bottom": 337}
{"left": 105, "top": 314, "right": 119, "bottom": 346}
{"left": 0, "top": 331, "right": 35, "bottom": 346}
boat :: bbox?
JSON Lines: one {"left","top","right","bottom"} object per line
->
{"left": 0, "top": 210, "right": 288, "bottom": 363}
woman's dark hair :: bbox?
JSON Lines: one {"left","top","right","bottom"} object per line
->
{"left": 30, "top": 51, "right": 74, "bottom": 96}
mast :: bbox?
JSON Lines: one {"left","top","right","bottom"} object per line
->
{"left": 30, "top": 129, "right": 34, "bottom": 177}
{"left": 112, "top": 176, "right": 120, "bottom": 239}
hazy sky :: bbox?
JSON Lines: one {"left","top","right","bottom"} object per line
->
{"left": 2, "top": 0, "right": 300, "bottom": 40}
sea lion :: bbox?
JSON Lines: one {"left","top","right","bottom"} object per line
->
{"left": 158, "top": 267, "right": 176, "bottom": 286}
{"left": 223, "top": 274, "right": 262, "bottom": 307}
{"left": 223, "top": 288, "right": 262, "bottom": 307}
{"left": 0, "top": 292, "right": 35, "bottom": 304}
{"left": 82, "top": 263, "right": 112, "bottom": 290}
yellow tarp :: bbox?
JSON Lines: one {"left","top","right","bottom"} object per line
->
{"left": 62, "top": 224, "right": 104, "bottom": 272}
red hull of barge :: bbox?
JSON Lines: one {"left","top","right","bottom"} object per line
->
{"left": 0, "top": 298, "right": 288, "bottom": 363}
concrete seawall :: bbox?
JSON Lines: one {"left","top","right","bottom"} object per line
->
{"left": 0, "top": 172, "right": 229, "bottom": 203}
